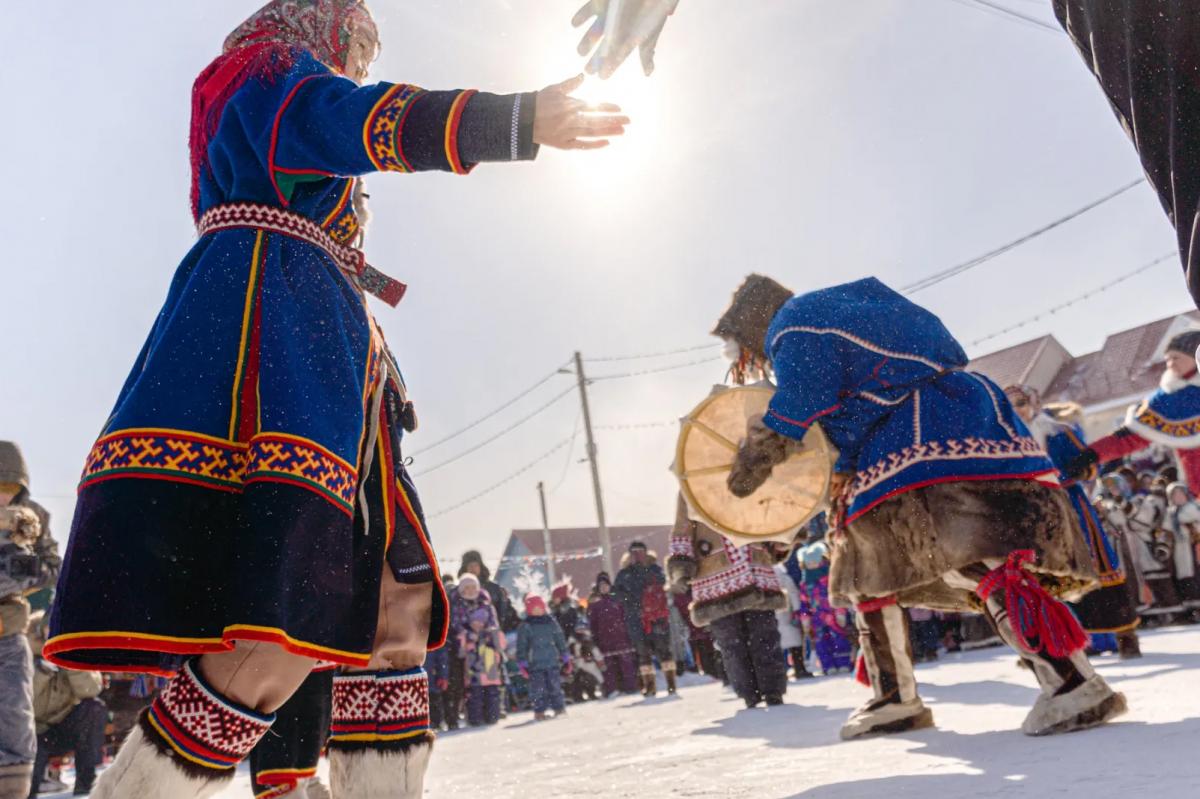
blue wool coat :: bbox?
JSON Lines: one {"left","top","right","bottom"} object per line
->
{"left": 516, "top": 615, "right": 568, "bottom": 671}
{"left": 48, "top": 47, "right": 536, "bottom": 676}
{"left": 763, "top": 278, "right": 1058, "bottom": 522}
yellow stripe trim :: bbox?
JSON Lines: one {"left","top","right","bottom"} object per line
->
{"left": 229, "top": 231, "right": 266, "bottom": 440}
{"left": 327, "top": 730, "right": 427, "bottom": 743}
{"left": 321, "top": 180, "right": 353, "bottom": 227}
{"left": 46, "top": 630, "right": 225, "bottom": 646}
{"left": 220, "top": 625, "right": 368, "bottom": 660}
{"left": 145, "top": 713, "right": 235, "bottom": 771}
{"left": 444, "top": 91, "right": 470, "bottom": 173}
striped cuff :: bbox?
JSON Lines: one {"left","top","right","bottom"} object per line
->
{"left": 144, "top": 660, "right": 274, "bottom": 772}
{"left": 329, "top": 668, "right": 430, "bottom": 750}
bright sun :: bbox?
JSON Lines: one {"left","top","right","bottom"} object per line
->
{"left": 560, "top": 71, "right": 663, "bottom": 193}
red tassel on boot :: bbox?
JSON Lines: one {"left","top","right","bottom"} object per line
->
{"left": 854, "top": 653, "right": 871, "bottom": 687}
{"left": 976, "top": 550, "right": 1088, "bottom": 659}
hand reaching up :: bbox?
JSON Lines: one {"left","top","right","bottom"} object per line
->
{"left": 533, "top": 75, "right": 629, "bottom": 150}
{"left": 573, "top": 0, "right": 679, "bottom": 78}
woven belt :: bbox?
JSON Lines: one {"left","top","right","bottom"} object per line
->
{"left": 196, "top": 203, "right": 407, "bottom": 307}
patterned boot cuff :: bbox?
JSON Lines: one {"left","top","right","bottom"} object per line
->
{"left": 329, "top": 668, "right": 432, "bottom": 752}
{"left": 142, "top": 659, "right": 274, "bottom": 776}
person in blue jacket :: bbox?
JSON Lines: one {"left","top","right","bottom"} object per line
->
{"left": 716, "top": 274, "right": 1123, "bottom": 740}
{"left": 516, "top": 596, "right": 569, "bottom": 721}
{"left": 46, "top": 2, "right": 626, "bottom": 796}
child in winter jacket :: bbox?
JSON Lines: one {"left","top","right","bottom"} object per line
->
{"left": 458, "top": 607, "right": 506, "bottom": 726}
{"left": 516, "top": 595, "right": 568, "bottom": 720}
{"left": 425, "top": 646, "right": 452, "bottom": 731}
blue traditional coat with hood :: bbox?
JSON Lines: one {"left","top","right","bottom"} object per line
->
{"left": 47, "top": 43, "right": 537, "bottom": 675}
{"left": 762, "top": 278, "right": 1059, "bottom": 523}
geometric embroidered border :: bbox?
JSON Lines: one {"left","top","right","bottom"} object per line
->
{"left": 365, "top": 83, "right": 425, "bottom": 173}
{"left": 329, "top": 668, "right": 429, "bottom": 745}
{"left": 1133, "top": 406, "right": 1200, "bottom": 440}
{"left": 81, "top": 428, "right": 357, "bottom": 514}
{"left": 144, "top": 660, "right": 274, "bottom": 771}
{"left": 850, "top": 436, "right": 1050, "bottom": 498}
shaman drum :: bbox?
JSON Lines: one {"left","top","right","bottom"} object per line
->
{"left": 672, "top": 385, "right": 839, "bottom": 546}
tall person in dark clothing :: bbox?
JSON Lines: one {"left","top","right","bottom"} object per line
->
{"left": 1055, "top": 2, "right": 1200, "bottom": 310}
{"left": 613, "top": 542, "right": 677, "bottom": 696}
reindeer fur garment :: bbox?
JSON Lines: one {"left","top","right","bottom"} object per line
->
{"left": 831, "top": 480, "right": 1098, "bottom": 610}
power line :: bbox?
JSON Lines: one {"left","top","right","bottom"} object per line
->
{"left": 584, "top": 343, "right": 720, "bottom": 363}
{"left": 547, "top": 414, "right": 583, "bottom": 495}
{"left": 901, "top": 178, "right": 1146, "bottom": 295}
{"left": 409, "top": 359, "right": 572, "bottom": 456}
{"left": 590, "top": 355, "right": 725, "bottom": 381}
{"left": 427, "top": 436, "right": 575, "bottom": 519}
{"left": 412, "top": 384, "right": 577, "bottom": 477}
{"left": 947, "top": 0, "right": 1060, "bottom": 33}
{"left": 595, "top": 420, "right": 678, "bottom": 431}
{"left": 968, "top": 251, "right": 1177, "bottom": 348}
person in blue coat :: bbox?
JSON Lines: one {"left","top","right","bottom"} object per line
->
{"left": 716, "top": 274, "right": 1123, "bottom": 740}
{"left": 46, "top": 2, "right": 627, "bottom": 796}
{"left": 516, "top": 596, "right": 569, "bottom": 720}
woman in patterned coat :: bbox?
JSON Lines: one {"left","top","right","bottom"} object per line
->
{"left": 46, "top": 3, "right": 625, "bottom": 797}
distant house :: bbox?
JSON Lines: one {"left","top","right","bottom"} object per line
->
{"left": 494, "top": 524, "right": 671, "bottom": 602}
{"left": 968, "top": 311, "right": 1200, "bottom": 440}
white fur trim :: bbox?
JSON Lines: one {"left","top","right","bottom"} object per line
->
{"left": 329, "top": 744, "right": 431, "bottom": 799}
{"left": 89, "top": 726, "right": 225, "bottom": 799}
{"left": 1021, "top": 675, "right": 1125, "bottom": 736}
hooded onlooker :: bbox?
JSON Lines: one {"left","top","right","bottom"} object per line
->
{"left": 459, "top": 551, "right": 519, "bottom": 632}
{"left": 587, "top": 573, "right": 638, "bottom": 696}
{"left": 458, "top": 606, "right": 506, "bottom": 726}
{"left": 0, "top": 442, "right": 60, "bottom": 799}
{"left": 516, "top": 595, "right": 568, "bottom": 720}
{"left": 447, "top": 574, "right": 500, "bottom": 730}
{"left": 614, "top": 541, "right": 677, "bottom": 696}
{"left": 1167, "top": 482, "right": 1200, "bottom": 613}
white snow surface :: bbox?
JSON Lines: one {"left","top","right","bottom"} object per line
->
{"left": 44, "top": 626, "right": 1200, "bottom": 798}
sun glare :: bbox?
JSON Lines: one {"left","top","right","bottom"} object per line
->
{"left": 562, "top": 71, "right": 663, "bottom": 194}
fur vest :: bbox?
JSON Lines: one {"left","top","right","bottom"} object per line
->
{"left": 665, "top": 495, "right": 785, "bottom": 627}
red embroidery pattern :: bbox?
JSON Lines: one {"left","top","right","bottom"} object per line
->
{"left": 377, "top": 671, "right": 430, "bottom": 734}
{"left": 365, "top": 83, "right": 424, "bottom": 173}
{"left": 145, "top": 661, "right": 272, "bottom": 770}
{"left": 329, "top": 669, "right": 429, "bottom": 743}
{"left": 690, "top": 540, "right": 781, "bottom": 605}
{"left": 330, "top": 674, "right": 377, "bottom": 735}
{"left": 197, "top": 202, "right": 406, "bottom": 307}
{"left": 81, "top": 430, "right": 357, "bottom": 514}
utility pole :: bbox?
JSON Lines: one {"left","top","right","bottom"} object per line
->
{"left": 537, "top": 481, "right": 556, "bottom": 587}
{"left": 573, "top": 351, "right": 613, "bottom": 576}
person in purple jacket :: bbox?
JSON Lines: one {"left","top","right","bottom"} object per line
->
{"left": 587, "top": 573, "right": 639, "bottom": 697}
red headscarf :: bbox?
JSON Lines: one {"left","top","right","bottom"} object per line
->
{"left": 190, "top": 0, "right": 376, "bottom": 220}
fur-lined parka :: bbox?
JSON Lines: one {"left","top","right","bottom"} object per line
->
{"left": 666, "top": 495, "right": 786, "bottom": 627}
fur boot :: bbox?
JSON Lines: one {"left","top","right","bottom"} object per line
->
{"left": 664, "top": 661, "right": 678, "bottom": 694}
{"left": 1021, "top": 675, "right": 1128, "bottom": 736}
{"left": 328, "top": 741, "right": 431, "bottom": 799}
{"left": 0, "top": 763, "right": 32, "bottom": 799}
{"left": 1117, "top": 631, "right": 1142, "bottom": 660}
{"left": 839, "top": 599, "right": 933, "bottom": 741}
{"left": 639, "top": 665, "right": 657, "bottom": 697}
{"left": 980, "top": 584, "right": 1127, "bottom": 735}
{"left": 88, "top": 726, "right": 227, "bottom": 799}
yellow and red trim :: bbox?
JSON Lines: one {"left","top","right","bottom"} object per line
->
{"left": 229, "top": 231, "right": 267, "bottom": 441}
{"left": 443, "top": 89, "right": 477, "bottom": 175}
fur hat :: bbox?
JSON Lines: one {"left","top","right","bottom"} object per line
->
{"left": 0, "top": 442, "right": 29, "bottom": 490}
{"left": 712, "top": 274, "right": 794, "bottom": 359}
{"left": 1166, "top": 330, "right": 1200, "bottom": 358}
{"left": 594, "top": 571, "right": 612, "bottom": 591}
{"left": 524, "top": 594, "right": 547, "bottom": 615}
{"left": 457, "top": 550, "right": 492, "bottom": 582}
{"left": 1168, "top": 482, "right": 1192, "bottom": 500}
{"left": 627, "top": 540, "right": 647, "bottom": 552}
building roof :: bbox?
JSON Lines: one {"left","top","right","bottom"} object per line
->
{"left": 495, "top": 524, "right": 671, "bottom": 600}
{"left": 967, "top": 335, "right": 1056, "bottom": 390}
{"left": 969, "top": 311, "right": 1200, "bottom": 410}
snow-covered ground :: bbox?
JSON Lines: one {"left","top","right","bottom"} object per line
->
{"left": 44, "top": 626, "right": 1200, "bottom": 798}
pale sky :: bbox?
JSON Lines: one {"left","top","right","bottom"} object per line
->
{"left": 0, "top": 1, "right": 1186, "bottom": 570}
